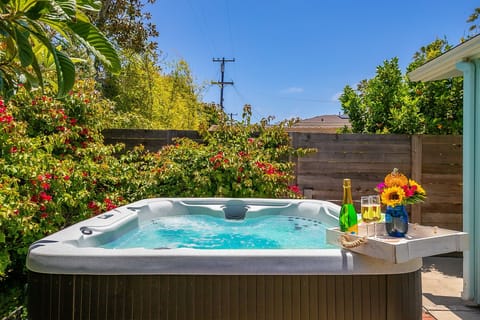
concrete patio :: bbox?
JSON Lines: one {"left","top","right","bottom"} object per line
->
{"left": 422, "top": 256, "right": 480, "bottom": 319}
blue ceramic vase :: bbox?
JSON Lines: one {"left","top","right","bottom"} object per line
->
{"left": 385, "top": 205, "right": 409, "bottom": 237}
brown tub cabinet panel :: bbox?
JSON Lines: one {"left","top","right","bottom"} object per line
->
{"left": 28, "top": 271, "right": 422, "bottom": 320}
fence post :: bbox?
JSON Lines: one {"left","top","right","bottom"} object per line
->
{"left": 411, "top": 135, "right": 423, "bottom": 224}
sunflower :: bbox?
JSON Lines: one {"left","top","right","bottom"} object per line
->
{"left": 381, "top": 186, "right": 405, "bottom": 207}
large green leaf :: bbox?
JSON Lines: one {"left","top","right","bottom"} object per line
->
{"left": 21, "top": 19, "right": 75, "bottom": 97}
{"left": 67, "top": 20, "right": 121, "bottom": 73}
{"left": 75, "top": 0, "right": 101, "bottom": 12}
{"left": 15, "top": 28, "right": 34, "bottom": 67}
{"left": 25, "top": 0, "right": 51, "bottom": 20}
{"left": 46, "top": 0, "right": 76, "bottom": 21}
{"left": 55, "top": 49, "right": 75, "bottom": 96}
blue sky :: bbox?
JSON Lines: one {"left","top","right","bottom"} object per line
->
{"left": 150, "top": 1, "right": 476, "bottom": 122}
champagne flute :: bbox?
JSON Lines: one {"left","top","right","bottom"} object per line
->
{"left": 360, "top": 196, "right": 371, "bottom": 236}
{"left": 369, "top": 195, "right": 382, "bottom": 238}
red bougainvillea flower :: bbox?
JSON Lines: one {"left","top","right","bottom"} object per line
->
{"left": 0, "top": 114, "right": 13, "bottom": 123}
{"left": 39, "top": 191, "right": 52, "bottom": 201}
{"left": 104, "top": 198, "right": 117, "bottom": 210}
{"left": 41, "top": 182, "right": 51, "bottom": 190}
{"left": 256, "top": 161, "right": 281, "bottom": 175}
{"left": 63, "top": 175, "right": 70, "bottom": 181}
{"left": 288, "top": 185, "right": 301, "bottom": 194}
{"left": 9, "top": 146, "right": 17, "bottom": 153}
{"left": 40, "top": 213, "right": 48, "bottom": 219}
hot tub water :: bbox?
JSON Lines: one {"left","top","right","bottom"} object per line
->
{"left": 101, "top": 214, "right": 337, "bottom": 249}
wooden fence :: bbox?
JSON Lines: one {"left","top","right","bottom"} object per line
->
{"left": 102, "top": 129, "right": 201, "bottom": 151}
{"left": 292, "top": 133, "right": 463, "bottom": 231}
{"left": 103, "top": 129, "right": 463, "bottom": 231}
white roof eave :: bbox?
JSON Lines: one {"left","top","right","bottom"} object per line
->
{"left": 408, "top": 34, "right": 480, "bottom": 82}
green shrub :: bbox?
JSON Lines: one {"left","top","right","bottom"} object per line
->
{"left": 0, "top": 86, "right": 314, "bottom": 318}
{"left": 146, "top": 106, "right": 315, "bottom": 198}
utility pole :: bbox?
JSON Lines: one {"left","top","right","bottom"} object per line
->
{"left": 211, "top": 58, "right": 235, "bottom": 110}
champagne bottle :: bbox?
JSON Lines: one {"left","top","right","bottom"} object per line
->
{"left": 339, "top": 178, "right": 358, "bottom": 234}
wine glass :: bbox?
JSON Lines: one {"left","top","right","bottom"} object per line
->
{"left": 360, "top": 196, "right": 371, "bottom": 236}
{"left": 369, "top": 195, "right": 382, "bottom": 238}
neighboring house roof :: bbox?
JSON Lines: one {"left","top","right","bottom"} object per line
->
{"left": 287, "top": 114, "right": 351, "bottom": 133}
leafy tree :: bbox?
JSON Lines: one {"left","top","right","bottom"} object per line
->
{"left": 407, "top": 38, "right": 463, "bottom": 134}
{"left": 0, "top": 0, "right": 121, "bottom": 99}
{"left": 340, "top": 38, "right": 463, "bottom": 135}
{"left": 339, "top": 58, "right": 423, "bottom": 134}
{"left": 152, "top": 60, "right": 205, "bottom": 129}
{"left": 92, "top": 0, "right": 159, "bottom": 53}
{"left": 105, "top": 52, "right": 206, "bottom": 130}
{"left": 466, "top": 7, "right": 480, "bottom": 38}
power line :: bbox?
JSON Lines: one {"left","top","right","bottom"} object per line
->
{"left": 211, "top": 57, "right": 235, "bottom": 110}
{"left": 223, "top": 0, "right": 235, "bottom": 57}
{"left": 184, "top": 0, "right": 217, "bottom": 56}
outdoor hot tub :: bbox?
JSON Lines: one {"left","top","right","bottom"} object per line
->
{"left": 27, "top": 198, "right": 423, "bottom": 320}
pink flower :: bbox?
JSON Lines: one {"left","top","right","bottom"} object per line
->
{"left": 376, "top": 182, "right": 386, "bottom": 193}
{"left": 63, "top": 175, "right": 70, "bottom": 181}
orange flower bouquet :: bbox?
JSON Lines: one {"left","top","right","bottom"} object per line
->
{"left": 375, "top": 168, "right": 427, "bottom": 207}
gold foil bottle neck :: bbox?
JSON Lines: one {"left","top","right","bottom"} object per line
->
{"left": 343, "top": 178, "right": 351, "bottom": 187}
